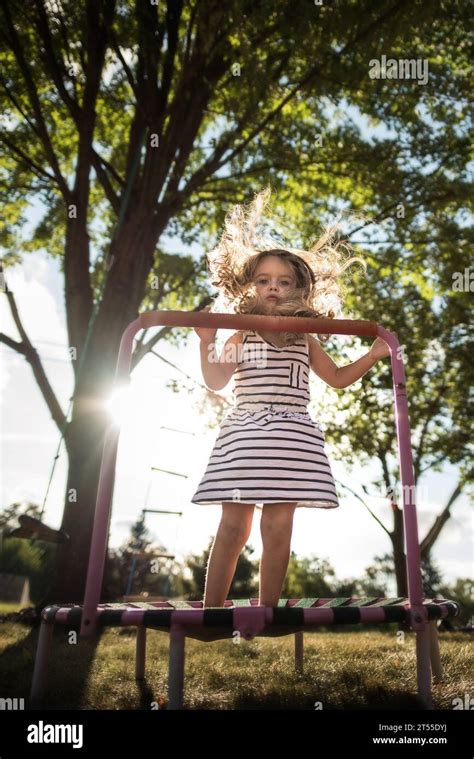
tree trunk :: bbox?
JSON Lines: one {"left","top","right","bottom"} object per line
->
{"left": 42, "top": 339, "right": 120, "bottom": 607}
{"left": 44, "top": 406, "right": 110, "bottom": 605}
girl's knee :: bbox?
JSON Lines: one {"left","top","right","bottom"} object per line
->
{"left": 219, "top": 503, "right": 254, "bottom": 543}
{"left": 217, "top": 521, "right": 250, "bottom": 549}
{"left": 260, "top": 504, "right": 296, "bottom": 545}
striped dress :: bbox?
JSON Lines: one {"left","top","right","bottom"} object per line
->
{"left": 191, "top": 329, "right": 339, "bottom": 509}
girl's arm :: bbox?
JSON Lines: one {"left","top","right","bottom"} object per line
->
{"left": 199, "top": 331, "right": 243, "bottom": 391}
{"left": 307, "top": 335, "right": 389, "bottom": 389}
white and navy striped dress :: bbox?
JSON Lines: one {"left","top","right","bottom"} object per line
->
{"left": 191, "top": 329, "right": 339, "bottom": 509}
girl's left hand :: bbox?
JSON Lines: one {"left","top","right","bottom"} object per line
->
{"left": 369, "top": 337, "right": 391, "bottom": 361}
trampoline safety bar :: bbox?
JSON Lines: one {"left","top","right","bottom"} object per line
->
{"left": 30, "top": 311, "right": 461, "bottom": 710}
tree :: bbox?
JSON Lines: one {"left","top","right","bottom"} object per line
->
{"left": 359, "top": 552, "right": 444, "bottom": 598}
{"left": 317, "top": 259, "right": 472, "bottom": 597}
{"left": 103, "top": 513, "right": 185, "bottom": 599}
{"left": 283, "top": 553, "right": 336, "bottom": 598}
{"left": 0, "top": 0, "right": 471, "bottom": 604}
{"left": 438, "top": 578, "right": 473, "bottom": 628}
{"left": 0, "top": 501, "right": 56, "bottom": 603}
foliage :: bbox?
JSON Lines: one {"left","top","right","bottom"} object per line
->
{"left": 103, "top": 514, "right": 185, "bottom": 600}
{"left": 183, "top": 538, "right": 259, "bottom": 600}
{"left": 0, "top": 502, "right": 57, "bottom": 604}
{"left": 439, "top": 578, "right": 473, "bottom": 628}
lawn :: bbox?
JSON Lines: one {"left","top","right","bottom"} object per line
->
{"left": 0, "top": 602, "right": 22, "bottom": 614}
{"left": 0, "top": 622, "right": 472, "bottom": 710}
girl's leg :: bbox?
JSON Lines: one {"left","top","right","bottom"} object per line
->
{"left": 259, "top": 502, "right": 297, "bottom": 607}
{"left": 203, "top": 502, "right": 255, "bottom": 607}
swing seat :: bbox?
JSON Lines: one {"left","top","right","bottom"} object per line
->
{"left": 8, "top": 515, "right": 69, "bottom": 544}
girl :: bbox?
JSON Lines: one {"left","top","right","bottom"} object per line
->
{"left": 191, "top": 187, "right": 390, "bottom": 608}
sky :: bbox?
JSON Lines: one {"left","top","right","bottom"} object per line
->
{"left": 1, "top": 245, "right": 472, "bottom": 596}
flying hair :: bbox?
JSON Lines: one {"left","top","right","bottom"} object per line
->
{"left": 205, "top": 185, "right": 367, "bottom": 345}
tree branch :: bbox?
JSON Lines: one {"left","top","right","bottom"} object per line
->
{"left": 1, "top": 3, "right": 70, "bottom": 199}
{"left": 0, "top": 72, "right": 42, "bottom": 136}
{"left": 174, "top": 2, "right": 411, "bottom": 208}
{"left": 147, "top": 345, "right": 232, "bottom": 408}
{"left": 130, "top": 292, "right": 213, "bottom": 371}
{"left": 420, "top": 481, "right": 463, "bottom": 557}
{"left": 109, "top": 27, "right": 140, "bottom": 101}
{"left": 1, "top": 286, "right": 67, "bottom": 435}
{"left": 91, "top": 156, "right": 121, "bottom": 214}
{"left": 33, "top": 0, "right": 81, "bottom": 120}
{"left": 418, "top": 454, "right": 449, "bottom": 476}
{"left": 337, "top": 480, "right": 391, "bottom": 536}
{"left": 0, "top": 134, "right": 56, "bottom": 184}
{"left": 32, "top": 0, "right": 121, "bottom": 209}
{"left": 413, "top": 382, "right": 447, "bottom": 479}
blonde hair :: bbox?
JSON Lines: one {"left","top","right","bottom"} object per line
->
{"left": 206, "top": 186, "right": 366, "bottom": 344}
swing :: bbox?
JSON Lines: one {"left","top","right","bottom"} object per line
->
{"left": 6, "top": 514, "right": 69, "bottom": 544}
{"left": 30, "top": 310, "right": 460, "bottom": 710}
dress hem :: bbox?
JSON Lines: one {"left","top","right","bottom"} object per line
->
{"left": 190, "top": 499, "right": 339, "bottom": 509}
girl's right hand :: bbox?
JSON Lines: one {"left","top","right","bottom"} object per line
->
{"left": 194, "top": 305, "right": 217, "bottom": 344}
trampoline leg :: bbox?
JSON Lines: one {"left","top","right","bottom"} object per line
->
{"left": 168, "top": 626, "right": 186, "bottom": 710}
{"left": 429, "top": 620, "right": 443, "bottom": 684}
{"left": 416, "top": 624, "right": 433, "bottom": 709}
{"left": 30, "top": 620, "right": 54, "bottom": 708}
{"left": 295, "top": 631, "right": 304, "bottom": 673}
{"left": 135, "top": 626, "right": 147, "bottom": 680}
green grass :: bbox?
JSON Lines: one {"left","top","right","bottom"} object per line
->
{"left": 0, "top": 622, "right": 472, "bottom": 710}
{"left": 0, "top": 602, "right": 22, "bottom": 614}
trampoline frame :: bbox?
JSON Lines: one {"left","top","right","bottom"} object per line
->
{"left": 30, "top": 311, "right": 460, "bottom": 709}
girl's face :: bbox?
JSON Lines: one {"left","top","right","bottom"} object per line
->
{"left": 252, "top": 256, "right": 296, "bottom": 311}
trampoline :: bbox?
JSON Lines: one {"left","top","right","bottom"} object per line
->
{"left": 30, "top": 311, "right": 461, "bottom": 709}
